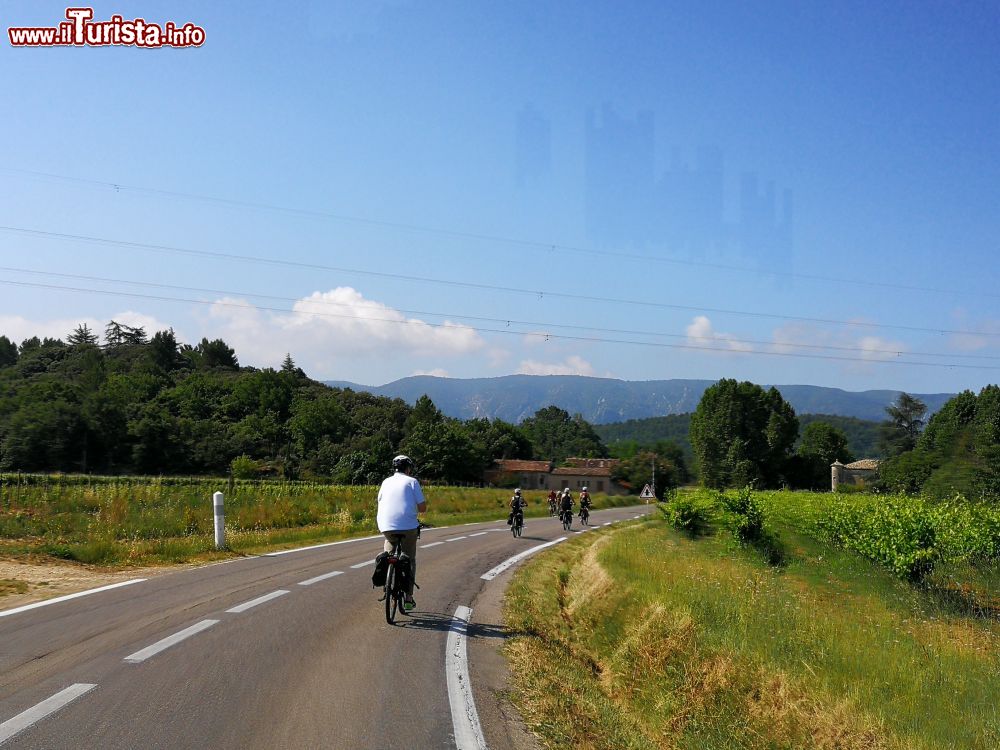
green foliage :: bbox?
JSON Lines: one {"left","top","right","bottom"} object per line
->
{"left": 519, "top": 405, "right": 607, "bottom": 462}
{"left": 610, "top": 447, "right": 687, "bottom": 497}
{"left": 690, "top": 379, "right": 798, "bottom": 489}
{"left": 230, "top": 454, "right": 260, "bottom": 479}
{"left": 657, "top": 491, "right": 714, "bottom": 536}
{"left": 878, "top": 392, "right": 927, "bottom": 458}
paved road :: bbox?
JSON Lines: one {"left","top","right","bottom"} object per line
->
{"left": 0, "top": 505, "right": 652, "bottom": 749}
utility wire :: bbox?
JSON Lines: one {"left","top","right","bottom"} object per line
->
{"left": 2, "top": 265, "right": 999, "bottom": 361}
{"left": 1, "top": 277, "right": 998, "bottom": 371}
{"left": 2, "top": 166, "right": 996, "bottom": 300}
{"left": 2, "top": 225, "right": 999, "bottom": 340}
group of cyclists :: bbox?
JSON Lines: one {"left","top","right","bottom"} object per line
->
{"left": 375, "top": 453, "right": 596, "bottom": 615}
{"left": 508, "top": 485, "right": 592, "bottom": 529}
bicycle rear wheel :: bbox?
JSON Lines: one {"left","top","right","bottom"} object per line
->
{"left": 384, "top": 562, "right": 398, "bottom": 624}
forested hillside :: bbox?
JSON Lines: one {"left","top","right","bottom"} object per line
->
{"left": 0, "top": 325, "right": 605, "bottom": 483}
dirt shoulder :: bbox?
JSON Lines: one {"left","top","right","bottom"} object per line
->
{"left": 0, "top": 557, "right": 191, "bottom": 611}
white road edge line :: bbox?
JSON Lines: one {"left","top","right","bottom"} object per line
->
{"left": 480, "top": 537, "right": 567, "bottom": 581}
{"left": 226, "top": 590, "right": 290, "bottom": 613}
{"left": 446, "top": 606, "right": 488, "bottom": 750}
{"left": 420, "top": 542, "right": 445, "bottom": 549}
{"left": 263, "top": 534, "right": 383, "bottom": 557}
{"left": 603, "top": 522, "right": 612, "bottom": 526}
{"left": 298, "top": 571, "right": 343, "bottom": 586}
{"left": 0, "top": 683, "right": 97, "bottom": 745}
{"left": 0, "top": 579, "right": 146, "bottom": 619}
{"left": 124, "top": 619, "right": 219, "bottom": 663}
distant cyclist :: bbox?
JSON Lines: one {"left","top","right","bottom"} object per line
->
{"left": 559, "top": 488, "right": 574, "bottom": 524}
{"left": 377, "top": 455, "right": 426, "bottom": 612}
{"left": 508, "top": 488, "right": 527, "bottom": 527}
{"left": 579, "top": 486, "right": 592, "bottom": 523}
{"left": 547, "top": 489, "right": 558, "bottom": 516}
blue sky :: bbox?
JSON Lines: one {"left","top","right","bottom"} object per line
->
{"left": 1, "top": 0, "right": 998, "bottom": 394}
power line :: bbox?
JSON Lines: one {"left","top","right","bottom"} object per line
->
{"left": 3, "top": 224, "right": 999, "bottom": 340}
{"left": 1, "top": 166, "right": 996, "bottom": 301}
{"left": 1, "top": 277, "right": 998, "bottom": 371}
{"left": 3, "top": 264, "right": 1000, "bottom": 362}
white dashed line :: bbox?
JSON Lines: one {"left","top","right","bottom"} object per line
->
{"left": 350, "top": 559, "right": 376, "bottom": 568}
{"left": 480, "top": 538, "right": 568, "bottom": 581}
{"left": 298, "top": 571, "right": 343, "bottom": 586}
{"left": 446, "top": 606, "right": 487, "bottom": 750}
{"left": 420, "top": 542, "right": 445, "bottom": 549}
{"left": 468, "top": 532, "right": 488, "bottom": 537}
{"left": 0, "top": 579, "right": 146, "bottom": 619}
{"left": 445, "top": 536, "right": 467, "bottom": 542}
{"left": 124, "top": 620, "right": 219, "bottom": 663}
{"left": 226, "top": 590, "right": 289, "bottom": 614}
{"left": 0, "top": 683, "right": 97, "bottom": 745}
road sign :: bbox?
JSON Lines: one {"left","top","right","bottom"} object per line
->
{"left": 639, "top": 484, "right": 655, "bottom": 500}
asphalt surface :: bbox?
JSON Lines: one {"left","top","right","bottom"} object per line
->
{"left": 0, "top": 504, "right": 652, "bottom": 749}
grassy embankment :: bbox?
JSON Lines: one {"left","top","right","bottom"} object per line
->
{"left": 0, "top": 474, "right": 638, "bottom": 567}
{"left": 504, "top": 489, "right": 1000, "bottom": 750}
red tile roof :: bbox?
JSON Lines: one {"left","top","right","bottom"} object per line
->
{"left": 493, "top": 459, "right": 553, "bottom": 473}
{"left": 551, "top": 466, "right": 612, "bottom": 477}
{"left": 845, "top": 459, "right": 880, "bottom": 470}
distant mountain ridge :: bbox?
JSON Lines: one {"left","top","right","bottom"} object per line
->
{"left": 323, "top": 375, "right": 955, "bottom": 424}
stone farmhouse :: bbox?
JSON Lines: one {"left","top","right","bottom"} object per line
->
{"left": 830, "top": 459, "right": 881, "bottom": 490}
{"left": 485, "top": 457, "right": 626, "bottom": 495}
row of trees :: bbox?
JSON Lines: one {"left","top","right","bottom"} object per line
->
{"left": 0, "top": 324, "right": 618, "bottom": 484}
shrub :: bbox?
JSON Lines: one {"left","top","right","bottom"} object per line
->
{"left": 230, "top": 454, "right": 260, "bottom": 480}
{"left": 659, "top": 491, "right": 715, "bottom": 537}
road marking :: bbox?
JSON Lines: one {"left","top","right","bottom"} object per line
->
{"left": 480, "top": 537, "right": 567, "bottom": 581}
{"left": 0, "top": 683, "right": 96, "bottom": 745}
{"left": 420, "top": 541, "right": 445, "bottom": 549}
{"left": 263, "top": 534, "right": 383, "bottom": 557}
{"left": 446, "top": 606, "right": 487, "bottom": 750}
{"left": 603, "top": 522, "right": 612, "bottom": 526}
{"left": 124, "top": 620, "right": 219, "bottom": 663}
{"left": 445, "top": 536, "right": 467, "bottom": 542}
{"left": 297, "top": 571, "right": 343, "bottom": 586}
{"left": 0, "top": 579, "right": 146, "bottom": 619}
{"left": 350, "top": 559, "right": 376, "bottom": 568}
{"left": 468, "top": 532, "right": 488, "bottom": 537}
{"left": 226, "top": 590, "right": 290, "bottom": 614}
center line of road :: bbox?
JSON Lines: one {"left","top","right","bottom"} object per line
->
{"left": 446, "top": 606, "right": 487, "bottom": 750}
{"left": 468, "top": 532, "right": 488, "bottom": 537}
{"left": 0, "top": 683, "right": 97, "bottom": 745}
{"left": 226, "top": 590, "right": 289, "bottom": 613}
{"left": 124, "top": 619, "right": 219, "bottom": 663}
{"left": 298, "top": 571, "right": 343, "bottom": 586}
{"left": 481, "top": 537, "right": 567, "bottom": 581}
{"left": 420, "top": 541, "right": 445, "bottom": 548}
{"left": 350, "top": 559, "right": 376, "bottom": 568}
{"left": 445, "top": 536, "right": 467, "bottom": 542}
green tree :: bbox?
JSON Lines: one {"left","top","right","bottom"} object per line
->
{"left": 793, "top": 421, "right": 854, "bottom": 489}
{"left": 611, "top": 448, "right": 687, "bottom": 498}
{"left": 690, "top": 379, "right": 799, "bottom": 489}
{"left": 879, "top": 393, "right": 927, "bottom": 458}
{"left": 0, "top": 335, "right": 18, "bottom": 367}
{"left": 520, "top": 405, "right": 607, "bottom": 462}
{"left": 67, "top": 323, "right": 99, "bottom": 347}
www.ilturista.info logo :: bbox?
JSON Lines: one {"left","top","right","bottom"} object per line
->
{"left": 8, "top": 7, "right": 205, "bottom": 48}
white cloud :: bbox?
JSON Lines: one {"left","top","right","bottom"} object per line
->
{"left": 518, "top": 355, "right": 596, "bottom": 376}
{"left": 771, "top": 321, "right": 908, "bottom": 368}
{"left": 202, "top": 287, "right": 485, "bottom": 373}
{"left": 412, "top": 368, "right": 450, "bottom": 377}
{"left": 947, "top": 312, "right": 1000, "bottom": 352}
{"left": 685, "top": 315, "right": 753, "bottom": 353}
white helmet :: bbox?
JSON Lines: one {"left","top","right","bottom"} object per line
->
{"left": 514, "top": 488, "right": 521, "bottom": 495}
{"left": 582, "top": 486, "right": 588, "bottom": 491}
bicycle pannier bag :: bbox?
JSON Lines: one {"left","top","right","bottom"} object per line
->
{"left": 371, "top": 551, "right": 390, "bottom": 588}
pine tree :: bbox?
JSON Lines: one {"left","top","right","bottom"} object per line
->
{"left": 67, "top": 323, "right": 99, "bottom": 347}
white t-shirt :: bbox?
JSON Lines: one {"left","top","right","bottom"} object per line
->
{"left": 376, "top": 471, "right": 425, "bottom": 532}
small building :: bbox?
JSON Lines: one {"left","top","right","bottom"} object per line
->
{"left": 831, "top": 459, "right": 880, "bottom": 490}
{"left": 485, "top": 457, "right": 626, "bottom": 495}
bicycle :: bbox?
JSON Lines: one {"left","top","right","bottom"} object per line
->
{"left": 511, "top": 508, "right": 524, "bottom": 537}
{"left": 579, "top": 506, "right": 590, "bottom": 526}
{"left": 561, "top": 507, "right": 573, "bottom": 531}
{"left": 379, "top": 524, "right": 425, "bottom": 625}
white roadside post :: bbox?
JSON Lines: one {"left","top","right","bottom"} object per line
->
{"left": 213, "top": 491, "right": 225, "bottom": 549}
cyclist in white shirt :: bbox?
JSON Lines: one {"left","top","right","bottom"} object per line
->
{"left": 377, "top": 455, "right": 426, "bottom": 611}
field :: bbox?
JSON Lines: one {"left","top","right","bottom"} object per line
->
{"left": 0, "top": 473, "right": 637, "bottom": 567}
{"left": 504, "top": 489, "right": 1000, "bottom": 749}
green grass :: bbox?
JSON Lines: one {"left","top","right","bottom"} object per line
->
{"left": 0, "top": 473, "right": 639, "bottom": 566}
{"left": 504, "top": 498, "right": 1000, "bottom": 749}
